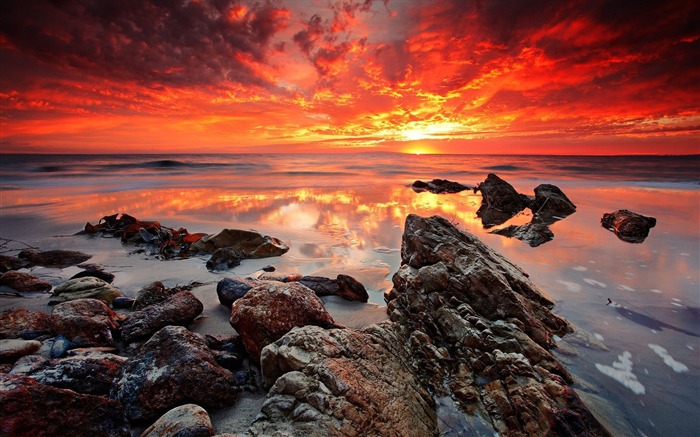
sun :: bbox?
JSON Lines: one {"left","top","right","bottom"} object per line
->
{"left": 402, "top": 145, "right": 437, "bottom": 155}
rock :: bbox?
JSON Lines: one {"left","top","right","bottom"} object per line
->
{"left": 17, "top": 248, "right": 92, "bottom": 268}
{"left": 250, "top": 215, "right": 609, "bottom": 437}
{"left": 191, "top": 228, "right": 289, "bottom": 258}
{"left": 0, "top": 308, "right": 52, "bottom": 339}
{"left": 0, "top": 339, "right": 41, "bottom": 364}
{"left": 476, "top": 174, "right": 531, "bottom": 228}
{"left": 140, "top": 404, "right": 214, "bottom": 437}
{"left": 299, "top": 274, "right": 369, "bottom": 302}
{"left": 217, "top": 277, "right": 261, "bottom": 307}
{"left": 132, "top": 281, "right": 177, "bottom": 310}
{"left": 120, "top": 290, "right": 204, "bottom": 343}
{"left": 206, "top": 247, "right": 245, "bottom": 271}
{"left": 0, "top": 271, "right": 52, "bottom": 293}
{"left": 0, "top": 373, "right": 129, "bottom": 437}
{"left": 412, "top": 179, "right": 471, "bottom": 194}
{"left": 601, "top": 209, "right": 657, "bottom": 243}
{"left": 490, "top": 223, "right": 555, "bottom": 247}
{"left": 229, "top": 282, "right": 340, "bottom": 362}
{"left": 70, "top": 265, "right": 116, "bottom": 283}
{"left": 112, "top": 296, "right": 136, "bottom": 309}
{"left": 0, "top": 254, "right": 29, "bottom": 272}
{"left": 50, "top": 298, "right": 122, "bottom": 347}
{"left": 530, "top": 184, "right": 577, "bottom": 220}
{"left": 110, "top": 325, "right": 239, "bottom": 422}
{"left": 50, "top": 276, "right": 123, "bottom": 304}
{"left": 10, "top": 349, "right": 127, "bottom": 395}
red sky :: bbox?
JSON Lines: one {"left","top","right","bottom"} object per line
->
{"left": 1, "top": 0, "right": 698, "bottom": 154}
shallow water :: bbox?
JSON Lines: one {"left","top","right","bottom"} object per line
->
{"left": 1, "top": 153, "right": 698, "bottom": 436}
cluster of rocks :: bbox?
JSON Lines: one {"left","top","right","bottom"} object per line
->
{"left": 83, "top": 212, "right": 289, "bottom": 269}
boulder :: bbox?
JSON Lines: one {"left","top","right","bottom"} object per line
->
{"left": 50, "top": 298, "right": 122, "bottom": 347}
{"left": 0, "top": 339, "right": 41, "bottom": 364}
{"left": 412, "top": 179, "right": 471, "bottom": 194}
{"left": 0, "top": 308, "right": 52, "bottom": 339}
{"left": 601, "top": 209, "right": 657, "bottom": 243}
{"left": 191, "top": 229, "right": 289, "bottom": 258}
{"left": 217, "top": 277, "right": 262, "bottom": 307}
{"left": 10, "top": 349, "right": 127, "bottom": 395}
{"left": 17, "top": 248, "right": 92, "bottom": 268}
{"left": 206, "top": 247, "right": 245, "bottom": 271}
{"left": 0, "top": 271, "right": 52, "bottom": 293}
{"left": 110, "top": 325, "right": 239, "bottom": 422}
{"left": 0, "top": 373, "right": 129, "bottom": 437}
{"left": 140, "top": 404, "right": 214, "bottom": 437}
{"left": 229, "top": 282, "right": 340, "bottom": 362}
{"left": 490, "top": 223, "right": 555, "bottom": 247}
{"left": 476, "top": 174, "right": 531, "bottom": 228}
{"left": 250, "top": 215, "right": 610, "bottom": 437}
{"left": 120, "top": 290, "right": 204, "bottom": 343}
{"left": 50, "top": 276, "right": 123, "bottom": 304}
{"left": 530, "top": 184, "right": 577, "bottom": 220}
{"left": 0, "top": 254, "right": 29, "bottom": 272}
{"left": 299, "top": 274, "right": 369, "bottom": 302}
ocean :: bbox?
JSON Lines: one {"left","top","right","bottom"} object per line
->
{"left": 1, "top": 153, "right": 698, "bottom": 436}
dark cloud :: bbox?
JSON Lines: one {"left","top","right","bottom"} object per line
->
{"left": 0, "top": 0, "right": 289, "bottom": 87}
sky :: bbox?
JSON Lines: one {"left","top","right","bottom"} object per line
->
{"left": 1, "top": 0, "right": 698, "bottom": 155}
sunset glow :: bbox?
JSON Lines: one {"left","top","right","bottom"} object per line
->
{"left": 1, "top": 0, "right": 698, "bottom": 154}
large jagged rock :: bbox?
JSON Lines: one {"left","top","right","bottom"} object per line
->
{"left": 476, "top": 174, "right": 531, "bottom": 228}
{"left": 0, "top": 271, "right": 52, "bottom": 293}
{"left": 531, "top": 184, "right": 577, "bottom": 220}
{"left": 192, "top": 229, "right": 289, "bottom": 258}
{"left": 110, "top": 325, "right": 239, "bottom": 422}
{"left": 250, "top": 215, "right": 610, "bottom": 437}
{"left": 50, "top": 276, "right": 123, "bottom": 304}
{"left": 17, "top": 248, "right": 92, "bottom": 268}
{"left": 120, "top": 290, "right": 204, "bottom": 343}
{"left": 0, "top": 308, "right": 52, "bottom": 339}
{"left": 229, "top": 282, "right": 340, "bottom": 363}
{"left": 0, "top": 373, "right": 129, "bottom": 437}
{"left": 50, "top": 298, "right": 123, "bottom": 347}
{"left": 601, "top": 209, "right": 656, "bottom": 243}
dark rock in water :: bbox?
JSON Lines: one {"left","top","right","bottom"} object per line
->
{"left": 132, "top": 281, "right": 177, "bottom": 310}
{"left": 601, "top": 209, "right": 657, "bottom": 243}
{"left": 229, "top": 281, "right": 340, "bottom": 363}
{"left": 0, "top": 339, "right": 41, "bottom": 364}
{"left": 70, "top": 265, "right": 115, "bottom": 283}
{"left": 192, "top": 228, "right": 289, "bottom": 258}
{"left": 110, "top": 325, "right": 239, "bottom": 422}
{"left": 10, "top": 349, "right": 127, "bottom": 395}
{"left": 262, "top": 265, "right": 276, "bottom": 272}
{"left": 217, "top": 277, "right": 261, "bottom": 307}
{"left": 250, "top": 215, "right": 610, "bottom": 437}
{"left": 412, "top": 179, "right": 471, "bottom": 194}
{"left": 531, "top": 184, "right": 577, "bottom": 221}
{"left": 112, "top": 296, "right": 136, "bottom": 309}
{"left": 206, "top": 247, "right": 244, "bottom": 271}
{"left": 0, "top": 254, "right": 30, "bottom": 272}
{"left": 17, "top": 248, "right": 92, "bottom": 268}
{"left": 140, "top": 404, "right": 214, "bottom": 437}
{"left": 50, "top": 298, "right": 123, "bottom": 347}
{"left": 120, "top": 290, "right": 204, "bottom": 343}
{"left": 50, "top": 277, "right": 123, "bottom": 304}
{"left": 490, "top": 223, "right": 554, "bottom": 247}
{"left": 0, "top": 308, "right": 52, "bottom": 339}
{"left": 476, "top": 174, "right": 531, "bottom": 228}
{"left": 0, "top": 373, "right": 129, "bottom": 437}
{"left": 0, "top": 271, "right": 52, "bottom": 293}
{"left": 299, "top": 274, "right": 369, "bottom": 302}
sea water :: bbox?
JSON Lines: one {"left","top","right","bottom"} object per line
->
{"left": 1, "top": 153, "right": 698, "bottom": 436}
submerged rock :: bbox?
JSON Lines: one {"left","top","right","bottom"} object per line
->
{"left": 206, "top": 247, "right": 245, "bottom": 271}
{"left": 490, "top": 222, "right": 555, "bottom": 247}
{"left": 601, "top": 209, "right": 657, "bottom": 243}
{"left": 412, "top": 179, "right": 471, "bottom": 194}
{"left": 140, "top": 404, "right": 214, "bottom": 437}
{"left": 0, "top": 308, "right": 52, "bottom": 339}
{"left": 120, "top": 290, "right": 203, "bottom": 343}
{"left": 0, "top": 271, "right": 52, "bottom": 293}
{"left": 251, "top": 215, "right": 609, "bottom": 437}
{"left": 50, "top": 298, "right": 122, "bottom": 347}
{"left": 17, "top": 248, "right": 92, "bottom": 268}
{"left": 70, "top": 264, "right": 116, "bottom": 283}
{"left": 476, "top": 174, "right": 531, "bottom": 228}
{"left": 50, "top": 276, "right": 123, "bottom": 304}
{"left": 192, "top": 228, "right": 289, "bottom": 258}
{"left": 531, "top": 184, "right": 577, "bottom": 220}
{"left": 110, "top": 325, "right": 239, "bottom": 422}
{"left": 0, "top": 373, "right": 129, "bottom": 437}
{"left": 229, "top": 281, "right": 340, "bottom": 363}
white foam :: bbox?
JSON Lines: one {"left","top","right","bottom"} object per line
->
{"left": 557, "top": 280, "right": 581, "bottom": 292}
{"left": 648, "top": 344, "right": 689, "bottom": 373}
{"left": 584, "top": 278, "right": 607, "bottom": 288}
{"left": 594, "top": 333, "right": 605, "bottom": 342}
{"left": 572, "top": 265, "right": 588, "bottom": 271}
{"left": 595, "top": 351, "right": 645, "bottom": 395}
{"left": 618, "top": 284, "right": 635, "bottom": 292}
{"left": 650, "top": 289, "right": 663, "bottom": 294}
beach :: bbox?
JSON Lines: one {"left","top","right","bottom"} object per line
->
{"left": 1, "top": 153, "right": 699, "bottom": 436}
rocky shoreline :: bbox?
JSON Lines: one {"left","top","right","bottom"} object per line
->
{"left": 0, "top": 211, "right": 614, "bottom": 436}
